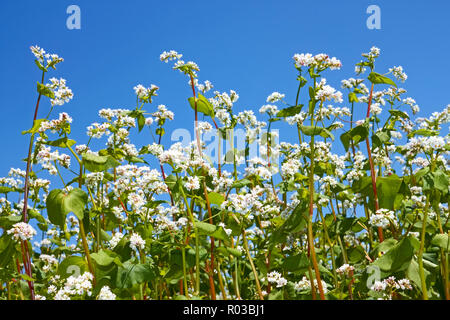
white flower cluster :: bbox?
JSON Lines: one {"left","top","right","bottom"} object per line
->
{"left": 35, "top": 144, "right": 71, "bottom": 174}
{"left": 109, "top": 232, "right": 124, "bottom": 249}
{"left": 30, "top": 45, "right": 64, "bottom": 68}
{"left": 39, "top": 254, "right": 59, "bottom": 272}
{"left": 389, "top": 66, "right": 408, "bottom": 82}
{"left": 293, "top": 53, "right": 342, "bottom": 70}
{"left": 7, "top": 222, "right": 37, "bottom": 242}
{"left": 294, "top": 276, "right": 328, "bottom": 294}
{"left": 44, "top": 78, "right": 73, "bottom": 106}
{"left": 281, "top": 158, "right": 301, "bottom": 178}
{"left": 265, "top": 271, "right": 288, "bottom": 288}
{"left": 259, "top": 104, "right": 279, "bottom": 116}
{"left": 362, "top": 46, "right": 380, "bottom": 60}
{"left": 152, "top": 104, "right": 174, "bottom": 122}
{"left": 160, "top": 50, "right": 183, "bottom": 62}
{"left": 97, "top": 286, "right": 116, "bottom": 300}
{"left": 184, "top": 176, "right": 200, "bottom": 191}
{"left": 371, "top": 276, "right": 413, "bottom": 296}
{"left": 39, "top": 112, "right": 73, "bottom": 134}
{"left": 266, "top": 92, "right": 285, "bottom": 103}
{"left": 134, "top": 84, "right": 159, "bottom": 103}
{"left": 129, "top": 233, "right": 146, "bottom": 251}
{"left": 336, "top": 264, "right": 354, "bottom": 276}
{"left": 54, "top": 272, "right": 94, "bottom": 300}
{"left": 369, "top": 208, "right": 396, "bottom": 229}
{"left": 315, "top": 79, "right": 343, "bottom": 103}
{"left": 196, "top": 80, "right": 213, "bottom": 93}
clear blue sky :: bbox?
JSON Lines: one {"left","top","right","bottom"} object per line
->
{"left": 0, "top": 0, "right": 449, "bottom": 181}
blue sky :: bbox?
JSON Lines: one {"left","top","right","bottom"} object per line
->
{"left": 0, "top": 0, "right": 449, "bottom": 184}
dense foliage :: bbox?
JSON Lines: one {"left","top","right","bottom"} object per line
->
{"left": 0, "top": 46, "right": 448, "bottom": 300}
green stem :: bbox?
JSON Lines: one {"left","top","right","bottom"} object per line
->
{"left": 179, "top": 181, "right": 200, "bottom": 295}
{"left": 242, "top": 230, "right": 264, "bottom": 300}
{"left": 418, "top": 197, "right": 430, "bottom": 300}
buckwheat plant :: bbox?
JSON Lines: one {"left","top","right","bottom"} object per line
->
{"left": 0, "top": 46, "right": 448, "bottom": 300}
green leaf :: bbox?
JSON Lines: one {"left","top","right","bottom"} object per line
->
{"left": 431, "top": 234, "right": 449, "bottom": 251}
{"left": 137, "top": 114, "right": 146, "bottom": 132}
{"left": 37, "top": 82, "right": 55, "bottom": 99}
{"left": 299, "top": 125, "right": 334, "bottom": 140}
{"left": 340, "top": 124, "right": 369, "bottom": 152}
{"left": 188, "top": 94, "right": 215, "bottom": 118}
{"left": 91, "top": 249, "right": 117, "bottom": 267}
{"left": 407, "top": 129, "right": 438, "bottom": 138}
{"left": 207, "top": 192, "right": 224, "bottom": 206}
{"left": 19, "top": 274, "right": 35, "bottom": 282}
{"left": 388, "top": 109, "right": 409, "bottom": 120}
{"left": 211, "top": 227, "right": 230, "bottom": 243}
{"left": 368, "top": 72, "right": 397, "bottom": 87}
{"left": 282, "top": 252, "right": 309, "bottom": 272}
{"left": 194, "top": 221, "right": 216, "bottom": 235}
{"left": 83, "top": 153, "right": 121, "bottom": 172}
{"left": 432, "top": 170, "right": 449, "bottom": 194}
{"left": 271, "top": 203, "right": 308, "bottom": 245}
{"left": 46, "top": 188, "right": 88, "bottom": 227}
{"left": 372, "top": 130, "right": 391, "bottom": 149}
{"left": 116, "top": 260, "right": 158, "bottom": 289}
{"left": 34, "top": 60, "right": 47, "bottom": 72}
{"left": 268, "top": 290, "right": 283, "bottom": 300}
{"left": 57, "top": 256, "right": 88, "bottom": 278}
{"left": 231, "top": 179, "right": 252, "bottom": 189}
{"left": 0, "top": 215, "right": 22, "bottom": 229}
{"left": 63, "top": 188, "right": 88, "bottom": 220}
{"left": 406, "top": 259, "right": 430, "bottom": 292}
{"left": 376, "top": 175, "right": 403, "bottom": 210}
{"left": 348, "top": 92, "right": 359, "bottom": 103}
{"left": 372, "top": 236, "right": 416, "bottom": 273}
{"left": 0, "top": 235, "right": 16, "bottom": 268}
{"left": 225, "top": 247, "right": 242, "bottom": 257}
{"left": 276, "top": 105, "right": 303, "bottom": 118}
{"left": 22, "top": 119, "right": 45, "bottom": 135}
{"left": 0, "top": 186, "right": 18, "bottom": 194}
{"left": 46, "top": 189, "right": 67, "bottom": 228}
{"left": 45, "top": 137, "right": 76, "bottom": 148}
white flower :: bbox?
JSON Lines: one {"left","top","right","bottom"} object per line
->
{"left": 369, "top": 209, "right": 396, "bottom": 229}
{"left": 389, "top": 66, "right": 407, "bottom": 82}
{"left": 39, "top": 254, "right": 58, "bottom": 272}
{"left": 46, "top": 78, "right": 73, "bottom": 106}
{"left": 184, "top": 176, "right": 200, "bottom": 191}
{"left": 266, "top": 271, "right": 288, "bottom": 288}
{"left": 53, "top": 273, "right": 94, "bottom": 300}
{"left": 315, "top": 80, "right": 343, "bottom": 103}
{"left": 134, "top": 84, "right": 159, "bottom": 102}
{"left": 293, "top": 53, "right": 341, "bottom": 70}
{"left": 294, "top": 276, "right": 328, "bottom": 294}
{"left": 259, "top": 104, "right": 279, "bottom": 116}
{"left": 7, "top": 222, "right": 37, "bottom": 242}
{"left": 109, "top": 232, "right": 124, "bottom": 249}
{"left": 97, "top": 286, "right": 116, "bottom": 300}
{"left": 129, "top": 233, "right": 146, "bottom": 251}
{"left": 371, "top": 280, "right": 387, "bottom": 292}
{"left": 370, "top": 103, "right": 382, "bottom": 115}
{"left": 266, "top": 92, "right": 285, "bottom": 103}
{"left": 160, "top": 50, "right": 183, "bottom": 62}
{"left": 336, "top": 264, "right": 354, "bottom": 276}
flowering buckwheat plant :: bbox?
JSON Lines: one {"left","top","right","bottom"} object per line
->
{"left": 0, "top": 45, "right": 448, "bottom": 301}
